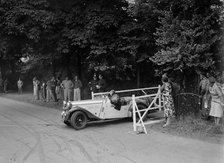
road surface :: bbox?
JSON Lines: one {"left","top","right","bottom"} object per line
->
{"left": 0, "top": 97, "right": 223, "bottom": 163}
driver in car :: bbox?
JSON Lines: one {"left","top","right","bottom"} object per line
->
{"left": 108, "top": 90, "right": 122, "bottom": 110}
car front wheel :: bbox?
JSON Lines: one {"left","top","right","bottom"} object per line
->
{"left": 70, "top": 111, "right": 87, "bottom": 130}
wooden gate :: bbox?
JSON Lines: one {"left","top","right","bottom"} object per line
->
{"left": 132, "top": 85, "right": 164, "bottom": 134}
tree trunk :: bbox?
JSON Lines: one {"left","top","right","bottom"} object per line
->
{"left": 10, "top": 60, "right": 16, "bottom": 77}
{"left": 77, "top": 52, "right": 82, "bottom": 79}
{"left": 0, "top": 57, "right": 3, "bottom": 78}
{"left": 136, "top": 63, "right": 140, "bottom": 88}
{"left": 52, "top": 55, "right": 56, "bottom": 76}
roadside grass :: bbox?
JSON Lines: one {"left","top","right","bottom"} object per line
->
{"left": 1, "top": 91, "right": 223, "bottom": 144}
{"left": 149, "top": 116, "right": 224, "bottom": 144}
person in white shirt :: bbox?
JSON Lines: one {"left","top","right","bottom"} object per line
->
{"left": 61, "top": 76, "right": 74, "bottom": 102}
{"left": 17, "top": 78, "right": 23, "bottom": 94}
{"left": 33, "top": 77, "right": 40, "bottom": 100}
{"left": 73, "top": 76, "right": 82, "bottom": 101}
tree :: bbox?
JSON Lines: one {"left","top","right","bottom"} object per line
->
{"left": 0, "top": 0, "right": 55, "bottom": 80}
{"left": 150, "top": 0, "right": 223, "bottom": 91}
{"left": 58, "top": 0, "right": 136, "bottom": 81}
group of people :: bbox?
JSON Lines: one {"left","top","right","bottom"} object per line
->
{"left": 0, "top": 77, "right": 23, "bottom": 94}
{"left": 88, "top": 74, "right": 106, "bottom": 93}
{"left": 199, "top": 73, "right": 224, "bottom": 125}
{"left": 32, "top": 74, "right": 107, "bottom": 102}
{"left": 33, "top": 75, "right": 82, "bottom": 102}
{"left": 161, "top": 72, "right": 224, "bottom": 127}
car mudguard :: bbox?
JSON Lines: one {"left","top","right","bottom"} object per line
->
{"left": 68, "top": 107, "right": 102, "bottom": 121}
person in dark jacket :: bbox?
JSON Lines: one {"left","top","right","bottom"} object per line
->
{"left": 97, "top": 74, "right": 106, "bottom": 92}
{"left": 108, "top": 90, "right": 121, "bottom": 110}
{"left": 89, "top": 74, "right": 98, "bottom": 93}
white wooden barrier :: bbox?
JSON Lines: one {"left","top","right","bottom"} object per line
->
{"left": 132, "top": 85, "right": 164, "bottom": 134}
{"left": 91, "top": 87, "right": 159, "bottom": 100}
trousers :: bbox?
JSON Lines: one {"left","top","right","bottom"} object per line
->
{"left": 74, "top": 88, "right": 81, "bottom": 101}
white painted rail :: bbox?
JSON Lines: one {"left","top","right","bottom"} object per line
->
{"left": 132, "top": 85, "right": 164, "bottom": 134}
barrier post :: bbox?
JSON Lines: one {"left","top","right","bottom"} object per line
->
{"left": 158, "top": 85, "right": 162, "bottom": 111}
{"left": 91, "top": 91, "right": 94, "bottom": 100}
{"left": 132, "top": 95, "right": 136, "bottom": 132}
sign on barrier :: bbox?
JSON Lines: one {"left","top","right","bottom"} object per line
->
{"left": 132, "top": 85, "right": 164, "bottom": 134}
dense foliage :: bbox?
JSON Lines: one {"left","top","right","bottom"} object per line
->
{"left": 0, "top": 0, "right": 223, "bottom": 90}
{"left": 150, "top": 0, "right": 223, "bottom": 80}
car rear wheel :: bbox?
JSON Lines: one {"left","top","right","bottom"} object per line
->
{"left": 70, "top": 111, "right": 87, "bottom": 130}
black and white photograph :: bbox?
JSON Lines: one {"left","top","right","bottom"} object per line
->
{"left": 0, "top": 0, "right": 223, "bottom": 162}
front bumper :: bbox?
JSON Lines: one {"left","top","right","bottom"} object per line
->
{"left": 61, "top": 110, "right": 69, "bottom": 122}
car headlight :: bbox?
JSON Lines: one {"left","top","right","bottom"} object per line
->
{"left": 63, "top": 101, "right": 67, "bottom": 107}
{"left": 63, "top": 101, "right": 72, "bottom": 110}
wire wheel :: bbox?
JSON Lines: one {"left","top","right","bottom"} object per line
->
{"left": 70, "top": 111, "right": 87, "bottom": 130}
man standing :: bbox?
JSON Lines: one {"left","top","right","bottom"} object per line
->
{"left": 61, "top": 76, "right": 74, "bottom": 101}
{"left": 17, "top": 78, "right": 23, "bottom": 94}
{"left": 97, "top": 74, "right": 106, "bottom": 92}
{"left": 55, "top": 77, "right": 61, "bottom": 100}
{"left": 41, "top": 80, "right": 47, "bottom": 101}
{"left": 73, "top": 75, "right": 82, "bottom": 101}
{"left": 33, "top": 77, "right": 40, "bottom": 100}
{"left": 51, "top": 77, "right": 57, "bottom": 101}
{"left": 199, "top": 73, "right": 210, "bottom": 119}
{"left": 46, "top": 77, "right": 57, "bottom": 102}
{"left": 46, "top": 79, "right": 52, "bottom": 102}
{"left": 89, "top": 74, "right": 98, "bottom": 93}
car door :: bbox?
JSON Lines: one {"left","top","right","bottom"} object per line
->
{"left": 102, "top": 97, "right": 130, "bottom": 119}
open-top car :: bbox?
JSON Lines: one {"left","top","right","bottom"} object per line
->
{"left": 61, "top": 88, "right": 154, "bottom": 130}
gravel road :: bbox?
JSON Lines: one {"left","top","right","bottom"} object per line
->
{"left": 0, "top": 97, "right": 223, "bottom": 163}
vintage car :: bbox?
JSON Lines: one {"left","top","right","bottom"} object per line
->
{"left": 61, "top": 89, "right": 152, "bottom": 130}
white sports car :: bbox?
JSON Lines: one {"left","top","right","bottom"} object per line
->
{"left": 61, "top": 90, "right": 151, "bottom": 130}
